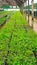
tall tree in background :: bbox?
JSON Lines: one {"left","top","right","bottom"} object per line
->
{"left": 20, "top": 3, "right": 24, "bottom": 14}
{"left": 31, "top": 0, "right": 34, "bottom": 28}
{"left": 28, "top": 0, "right": 29, "bottom": 23}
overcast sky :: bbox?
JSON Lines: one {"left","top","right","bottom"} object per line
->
{"left": 32, "top": 0, "right": 37, "bottom": 3}
{"left": 29, "top": 0, "right": 37, "bottom": 4}
{"left": 26, "top": 0, "right": 37, "bottom": 5}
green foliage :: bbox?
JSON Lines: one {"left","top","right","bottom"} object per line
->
{"left": 0, "top": 11, "right": 12, "bottom": 25}
{"left": 0, "top": 16, "right": 7, "bottom": 25}
{"left": 25, "top": 3, "right": 37, "bottom": 9}
{"left": 0, "top": 11, "right": 37, "bottom": 65}
{"left": 2, "top": 5, "right": 10, "bottom": 9}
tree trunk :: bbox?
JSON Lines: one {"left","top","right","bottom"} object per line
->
{"left": 28, "top": 0, "right": 29, "bottom": 24}
{"left": 20, "top": 4, "right": 24, "bottom": 14}
{"left": 31, "top": 0, "right": 34, "bottom": 28}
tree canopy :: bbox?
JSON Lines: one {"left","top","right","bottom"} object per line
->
{"left": 6, "top": 0, "right": 27, "bottom": 7}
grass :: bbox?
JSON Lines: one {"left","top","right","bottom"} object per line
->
{"left": 0, "top": 11, "right": 37, "bottom": 65}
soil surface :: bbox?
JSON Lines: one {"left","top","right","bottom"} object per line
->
{"left": 26, "top": 15, "right": 37, "bottom": 32}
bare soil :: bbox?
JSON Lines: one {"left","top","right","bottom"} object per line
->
{"left": 26, "top": 15, "right": 37, "bottom": 32}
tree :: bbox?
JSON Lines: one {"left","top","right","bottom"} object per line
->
{"left": 31, "top": 0, "right": 34, "bottom": 28}
{"left": 20, "top": 3, "right": 24, "bottom": 14}
{"left": 28, "top": 0, "right": 29, "bottom": 23}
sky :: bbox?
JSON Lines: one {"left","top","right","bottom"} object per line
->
{"left": 24, "top": 0, "right": 37, "bottom": 6}
{"left": 26, "top": 0, "right": 37, "bottom": 5}
{"left": 34, "top": 0, "right": 37, "bottom": 3}
{"left": 29, "top": 0, "right": 37, "bottom": 4}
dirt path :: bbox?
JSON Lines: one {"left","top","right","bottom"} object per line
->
{"left": 26, "top": 15, "right": 37, "bottom": 32}
{"left": 33, "top": 22, "right": 37, "bottom": 32}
